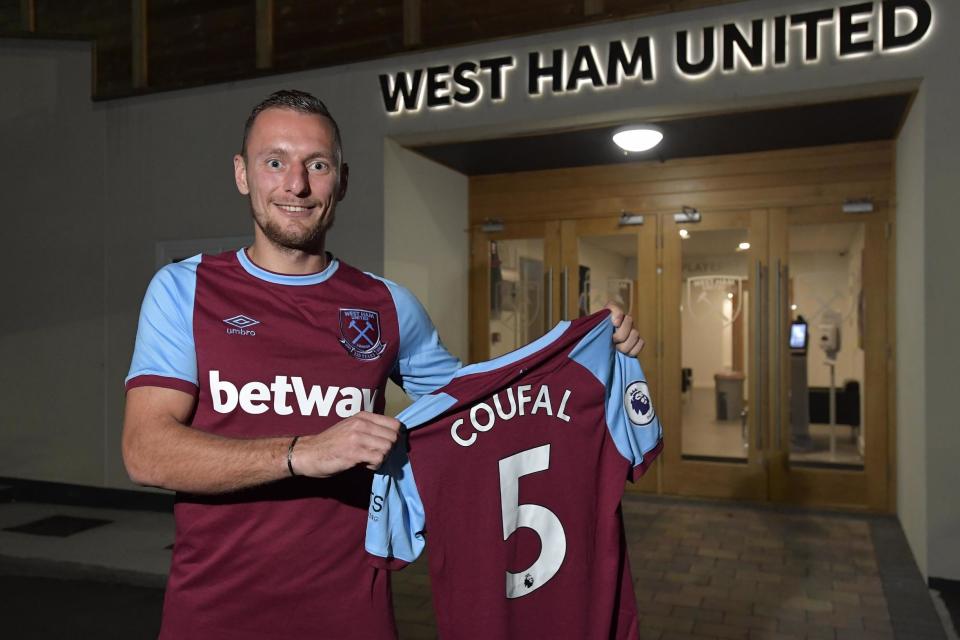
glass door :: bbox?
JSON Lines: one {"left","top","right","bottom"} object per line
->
{"left": 559, "top": 217, "right": 659, "bottom": 492}
{"left": 468, "top": 209, "right": 891, "bottom": 510}
{"left": 660, "top": 210, "right": 770, "bottom": 501}
{"left": 469, "top": 221, "right": 561, "bottom": 363}
{"left": 767, "top": 209, "right": 890, "bottom": 510}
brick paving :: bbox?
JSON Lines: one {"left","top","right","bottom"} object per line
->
{"left": 391, "top": 494, "right": 946, "bottom": 639}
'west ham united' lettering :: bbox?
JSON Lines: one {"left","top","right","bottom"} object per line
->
{"left": 378, "top": 0, "right": 933, "bottom": 114}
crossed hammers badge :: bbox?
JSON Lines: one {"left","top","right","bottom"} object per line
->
{"left": 338, "top": 308, "right": 387, "bottom": 360}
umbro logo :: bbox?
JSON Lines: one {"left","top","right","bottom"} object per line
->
{"left": 224, "top": 314, "right": 259, "bottom": 336}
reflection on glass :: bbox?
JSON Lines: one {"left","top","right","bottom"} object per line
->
{"left": 576, "top": 235, "right": 637, "bottom": 317}
{"left": 680, "top": 227, "right": 750, "bottom": 461}
{"left": 787, "top": 223, "right": 865, "bottom": 468}
{"left": 489, "top": 239, "right": 547, "bottom": 358}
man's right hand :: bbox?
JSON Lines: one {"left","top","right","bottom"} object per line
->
{"left": 123, "top": 387, "right": 402, "bottom": 494}
{"left": 292, "top": 411, "right": 401, "bottom": 478}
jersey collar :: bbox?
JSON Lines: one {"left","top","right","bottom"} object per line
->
{"left": 236, "top": 248, "right": 340, "bottom": 286}
{"left": 454, "top": 320, "right": 572, "bottom": 378}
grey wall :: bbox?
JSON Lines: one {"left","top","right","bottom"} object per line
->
{"left": 920, "top": 19, "right": 960, "bottom": 579}
{"left": 383, "top": 139, "right": 469, "bottom": 416}
{"left": 0, "top": 40, "right": 106, "bottom": 484}
{"left": 895, "top": 87, "right": 926, "bottom": 576}
{"left": 1, "top": 0, "right": 957, "bottom": 579}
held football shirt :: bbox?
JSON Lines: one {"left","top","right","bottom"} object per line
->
{"left": 125, "top": 249, "right": 460, "bottom": 640}
{"left": 366, "top": 310, "right": 663, "bottom": 640}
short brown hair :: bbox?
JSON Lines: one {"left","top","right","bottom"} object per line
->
{"left": 241, "top": 89, "right": 343, "bottom": 166}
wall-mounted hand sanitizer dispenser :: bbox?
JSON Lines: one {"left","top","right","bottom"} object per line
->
{"left": 818, "top": 323, "right": 840, "bottom": 357}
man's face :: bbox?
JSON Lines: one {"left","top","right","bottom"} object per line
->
{"left": 233, "top": 108, "right": 347, "bottom": 253}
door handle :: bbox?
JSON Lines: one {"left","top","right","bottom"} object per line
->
{"left": 545, "top": 268, "right": 554, "bottom": 328}
{"left": 560, "top": 267, "right": 569, "bottom": 322}
{"left": 774, "top": 260, "right": 784, "bottom": 451}
{"left": 754, "top": 260, "right": 766, "bottom": 452}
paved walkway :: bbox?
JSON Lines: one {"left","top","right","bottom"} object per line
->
{"left": 391, "top": 495, "right": 950, "bottom": 640}
{"left": 0, "top": 494, "right": 953, "bottom": 639}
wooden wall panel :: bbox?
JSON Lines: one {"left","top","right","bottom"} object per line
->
{"left": 421, "top": 0, "right": 582, "bottom": 48}
{"left": 273, "top": 0, "right": 403, "bottom": 72}
{"left": 148, "top": 0, "right": 256, "bottom": 89}
{"left": 470, "top": 142, "right": 895, "bottom": 224}
{"left": 0, "top": 1, "right": 22, "bottom": 30}
{"left": 31, "top": 0, "right": 131, "bottom": 97}
{"left": 3, "top": 0, "right": 752, "bottom": 98}
{"left": 605, "top": 0, "right": 745, "bottom": 18}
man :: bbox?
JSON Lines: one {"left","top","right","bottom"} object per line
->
{"left": 123, "top": 89, "right": 645, "bottom": 639}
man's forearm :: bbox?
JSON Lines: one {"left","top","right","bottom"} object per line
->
{"left": 123, "top": 414, "right": 291, "bottom": 494}
{"left": 123, "top": 386, "right": 400, "bottom": 493}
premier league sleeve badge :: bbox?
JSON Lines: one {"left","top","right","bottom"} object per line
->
{"left": 625, "top": 380, "right": 655, "bottom": 426}
{"left": 339, "top": 308, "right": 388, "bottom": 361}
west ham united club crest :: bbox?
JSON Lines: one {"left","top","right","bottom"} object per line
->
{"left": 338, "top": 308, "right": 387, "bottom": 361}
{"left": 625, "top": 380, "right": 655, "bottom": 426}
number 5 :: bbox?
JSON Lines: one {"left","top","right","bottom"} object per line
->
{"left": 498, "top": 444, "right": 567, "bottom": 598}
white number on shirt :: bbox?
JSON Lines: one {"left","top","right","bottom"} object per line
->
{"left": 498, "top": 444, "right": 567, "bottom": 598}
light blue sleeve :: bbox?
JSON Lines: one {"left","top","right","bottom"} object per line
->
{"left": 125, "top": 256, "right": 200, "bottom": 389}
{"left": 365, "top": 436, "right": 426, "bottom": 568}
{"left": 370, "top": 276, "right": 462, "bottom": 400}
{"left": 365, "top": 392, "right": 458, "bottom": 568}
{"left": 569, "top": 320, "right": 663, "bottom": 479}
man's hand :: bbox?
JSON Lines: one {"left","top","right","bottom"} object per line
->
{"left": 606, "top": 302, "right": 645, "bottom": 357}
{"left": 292, "top": 411, "right": 401, "bottom": 478}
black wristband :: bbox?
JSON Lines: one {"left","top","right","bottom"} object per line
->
{"left": 287, "top": 436, "right": 300, "bottom": 477}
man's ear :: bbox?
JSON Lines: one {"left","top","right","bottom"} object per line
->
{"left": 337, "top": 162, "right": 349, "bottom": 201}
{"left": 234, "top": 154, "right": 249, "bottom": 195}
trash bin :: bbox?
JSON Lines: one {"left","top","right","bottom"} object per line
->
{"left": 714, "top": 370, "right": 745, "bottom": 421}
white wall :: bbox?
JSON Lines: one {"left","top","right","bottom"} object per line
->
{"left": 790, "top": 251, "right": 862, "bottom": 388}
{"left": 1, "top": 0, "right": 958, "bottom": 580}
{"left": 382, "top": 140, "right": 468, "bottom": 415}
{"left": 681, "top": 255, "right": 750, "bottom": 389}
{"left": 487, "top": 238, "right": 547, "bottom": 358}
{"left": 896, "top": 86, "right": 927, "bottom": 577}
{"left": 579, "top": 239, "right": 632, "bottom": 313}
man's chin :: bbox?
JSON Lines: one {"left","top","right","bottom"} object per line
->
{"left": 263, "top": 224, "right": 327, "bottom": 252}
{"left": 251, "top": 207, "right": 331, "bottom": 253}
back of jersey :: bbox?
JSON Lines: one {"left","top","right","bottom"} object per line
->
{"left": 367, "top": 311, "right": 662, "bottom": 640}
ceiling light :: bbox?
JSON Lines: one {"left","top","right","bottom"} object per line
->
{"left": 727, "top": 292, "right": 734, "bottom": 299}
{"left": 842, "top": 198, "right": 874, "bottom": 213}
{"left": 679, "top": 229, "right": 690, "bottom": 239}
{"left": 791, "top": 304, "right": 798, "bottom": 311}
{"left": 738, "top": 242, "right": 751, "bottom": 251}
{"left": 612, "top": 126, "right": 663, "bottom": 152}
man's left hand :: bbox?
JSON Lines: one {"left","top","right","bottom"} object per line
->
{"left": 606, "top": 302, "right": 645, "bottom": 357}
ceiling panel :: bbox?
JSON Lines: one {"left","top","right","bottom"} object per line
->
{"left": 412, "top": 94, "right": 911, "bottom": 176}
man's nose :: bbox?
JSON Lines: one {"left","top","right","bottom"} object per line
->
{"left": 283, "top": 164, "right": 309, "bottom": 196}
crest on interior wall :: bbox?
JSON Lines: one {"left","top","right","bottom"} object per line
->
{"left": 685, "top": 275, "right": 744, "bottom": 327}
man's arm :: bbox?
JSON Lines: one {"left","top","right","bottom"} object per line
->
{"left": 122, "top": 386, "right": 399, "bottom": 494}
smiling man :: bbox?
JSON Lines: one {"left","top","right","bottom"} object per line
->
{"left": 122, "top": 90, "right": 645, "bottom": 639}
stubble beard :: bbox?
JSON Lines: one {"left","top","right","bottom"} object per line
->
{"left": 250, "top": 201, "right": 332, "bottom": 254}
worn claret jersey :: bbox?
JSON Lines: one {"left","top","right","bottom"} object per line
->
{"left": 366, "top": 310, "right": 663, "bottom": 640}
{"left": 126, "top": 249, "right": 459, "bottom": 640}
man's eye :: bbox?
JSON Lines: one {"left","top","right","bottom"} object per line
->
{"left": 267, "top": 159, "right": 281, "bottom": 169}
{"left": 310, "top": 161, "right": 326, "bottom": 171}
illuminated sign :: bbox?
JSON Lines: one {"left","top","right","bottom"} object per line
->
{"left": 379, "top": 0, "right": 932, "bottom": 114}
